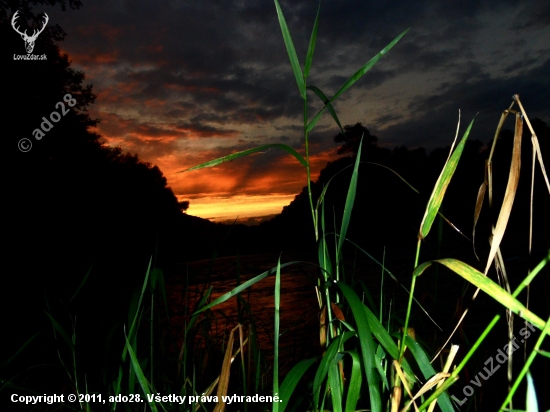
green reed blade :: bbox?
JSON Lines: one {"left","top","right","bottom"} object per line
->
{"left": 363, "top": 306, "right": 414, "bottom": 380}
{"left": 177, "top": 143, "right": 307, "bottom": 173}
{"left": 337, "top": 138, "right": 362, "bottom": 259}
{"left": 273, "top": 257, "right": 281, "bottom": 412}
{"left": 419, "top": 116, "right": 475, "bottom": 239}
{"left": 328, "top": 360, "right": 343, "bottom": 412}
{"left": 129, "top": 257, "right": 152, "bottom": 341}
{"left": 313, "top": 337, "right": 340, "bottom": 409}
{"left": 113, "top": 258, "right": 152, "bottom": 403}
{"left": 358, "top": 281, "right": 379, "bottom": 317}
{"left": 308, "top": 85, "right": 343, "bottom": 133}
{"left": 307, "top": 27, "right": 409, "bottom": 133}
{"left": 0, "top": 332, "right": 38, "bottom": 369}
{"left": 360, "top": 162, "right": 469, "bottom": 239}
{"left": 278, "top": 358, "right": 316, "bottom": 412}
{"left": 44, "top": 312, "right": 75, "bottom": 352}
{"left": 192, "top": 261, "right": 300, "bottom": 315}
{"left": 363, "top": 308, "right": 392, "bottom": 389}
{"left": 304, "top": 2, "right": 320, "bottom": 79}
{"left": 499, "top": 316, "right": 550, "bottom": 410}
{"left": 332, "top": 27, "right": 409, "bottom": 102}
{"left": 513, "top": 250, "right": 549, "bottom": 298}
{"left": 337, "top": 281, "right": 381, "bottom": 412}
{"left": 318, "top": 232, "right": 333, "bottom": 280}
{"left": 414, "top": 259, "right": 547, "bottom": 331}
{"left": 344, "top": 350, "right": 362, "bottom": 412}
{"left": 274, "top": 0, "right": 306, "bottom": 99}
{"left": 155, "top": 267, "right": 169, "bottom": 319}
{"left": 419, "top": 252, "right": 550, "bottom": 410}
{"left": 125, "top": 335, "right": 159, "bottom": 412}
{"left": 68, "top": 264, "right": 93, "bottom": 305}
{"left": 319, "top": 193, "right": 334, "bottom": 280}
{"left": 128, "top": 334, "right": 137, "bottom": 393}
{"left": 418, "top": 316, "right": 499, "bottom": 411}
{"left": 347, "top": 238, "right": 441, "bottom": 330}
{"left": 402, "top": 335, "right": 455, "bottom": 412}
{"left": 313, "top": 332, "right": 354, "bottom": 409}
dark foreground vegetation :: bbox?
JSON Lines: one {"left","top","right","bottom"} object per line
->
{"left": 2, "top": 1, "right": 549, "bottom": 411}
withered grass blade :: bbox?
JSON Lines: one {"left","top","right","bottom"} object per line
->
{"left": 515, "top": 94, "right": 550, "bottom": 193}
{"left": 485, "top": 112, "right": 523, "bottom": 274}
{"left": 472, "top": 158, "right": 490, "bottom": 260}
{"left": 214, "top": 324, "right": 240, "bottom": 412}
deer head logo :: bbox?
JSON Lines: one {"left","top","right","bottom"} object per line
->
{"left": 11, "top": 11, "right": 49, "bottom": 54}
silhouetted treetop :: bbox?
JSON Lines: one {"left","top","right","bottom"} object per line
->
{"left": 333, "top": 122, "right": 378, "bottom": 155}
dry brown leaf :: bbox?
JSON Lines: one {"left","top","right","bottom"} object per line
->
{"left": 214, "top": 324, "right": 240, "bottom": 412}
{"left": 485, "top": 111, "right": 523, "bottom": 274}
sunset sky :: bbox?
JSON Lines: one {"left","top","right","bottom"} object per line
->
{"left": 26, "top": 0, "right": 549, "bottom": 222}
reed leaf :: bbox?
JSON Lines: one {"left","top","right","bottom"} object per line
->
{"left": 363, "top": 306, "right": 415, "bottom": 380}
{"left": 215, "top": 325, "right": 237, "bottom": 412}
{"left": 304, "top": 2, "right": 320, "bottom": 79}
{"left": 278, "top": 358, "right": 316, "bottom": 412}
{"left": 273, "top": 257, "right": 281, "bottom": 412}
{"left": 125, "top": 335, "right": 158, "bottom": 412}
{"left": 414, "top": 259, "right": 547, "bottom": 331}
{"left": 347, "top": 238, "right": 441, "bottom": 330}
{"left": 328, "top": 360, "right": 343, "bottom": 412}
{"left": 484, "top": 112, "right": 522, "bottom": 274}
{"left": 44, "top": 312, "right": 74, "bottom": 352}
{"left": 337, "top": 139, "right": 362, "bottom": 259}
{"left": 344, "top": 350, "right": 362, "bottom": 412}
{"left": 274, "top": 0, "right": 305, "bottom": 99}
{"left": 0, "top": 332, "right": 38, "bottom": 369}
{"left": 337, "top": 281, "right": 381, "bottom": 412}
{"left": 308, "top": 85, "right": 344, "bottom": 133}
{"left": 312, "top": 332, "right": 354, "bottom": 409}
{"left": 192, "top": 262, "right": 299, "bottom": 315}
{"left": 307, "top": 27, "right": 409, "bottom": 133}
{"left": 419, "top": 116, "right": 475, "bottom": 239}
{"left": 177, "top": 144, "right": 307, "bottom": 173}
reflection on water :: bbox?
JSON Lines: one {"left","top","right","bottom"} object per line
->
{"left": 167, "top": 253, "right": 322, "bottom": 374}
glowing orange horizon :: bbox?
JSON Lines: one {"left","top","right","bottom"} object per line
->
{"left": 84, "top": 72, "right": 344, "bottom": 224}
{"left": 182, "top": 194, "right": 297, "bottom": 222}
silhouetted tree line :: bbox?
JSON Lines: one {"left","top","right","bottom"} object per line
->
{"left": 259, "top": 121, "right": 550, "bottom": 266}
{"left": 1, "top": 1, "right": 223, "bottom": 394}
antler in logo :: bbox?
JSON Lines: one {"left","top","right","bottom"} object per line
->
{"left": 11, "top": 11, "right": 49, "bottom": 54}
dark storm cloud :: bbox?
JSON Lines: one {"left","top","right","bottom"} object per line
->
{"left": 379, "top": 56, "right": 550, "bottom": 149}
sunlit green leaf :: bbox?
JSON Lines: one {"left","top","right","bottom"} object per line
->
{"left": 177, "top": 143, "right": 307, "bottom": 173}
{"left": 414, "top": 259, "right": 546, "bottom": 331}
{"left": 419, "top": 116, "right": 475, "bottom": 239}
